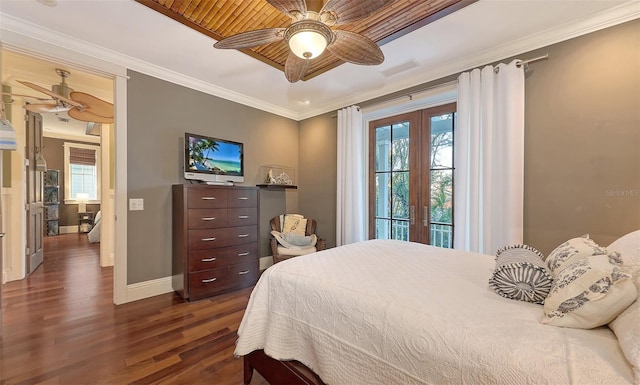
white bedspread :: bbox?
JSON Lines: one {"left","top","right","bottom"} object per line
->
{"left": 235, "top": 239, "right": 634, "bottom": 385}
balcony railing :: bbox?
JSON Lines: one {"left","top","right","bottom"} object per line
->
{"left": 387, "top": 221, "right": 452, "bottom": 248}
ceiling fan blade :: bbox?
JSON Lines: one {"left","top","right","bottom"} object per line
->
{"left": 284, "top": 52, "right": 310, "bottom": 83}
{"left": 266, "top": 0, "right": 307, "bottom": 18}
{"left": 214, "top": 28, "right": 286, "bottom": 49}
{"left": 23, "top": 103, "right": 70, "bottom": 114}
{"left": 1, "top": 91, "right": 51, "bottom": 101}
{"left": 68, "top": 108, "right": 114, "bottom": 124}
{"left": 320, "top": 0, "right": 394, "bottom": 25}
{"left": 17, "top": 80, "right": 83, "bottom": 108}
{"left": 69, "top": 91, "right": 113, "bottom": 118}
{"left": 327, "top": 30, "right": 384, "bottom": 65}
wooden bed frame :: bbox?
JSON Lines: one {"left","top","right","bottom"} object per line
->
{"left": 244, "top": 350, "right": 327, "bottom": 385}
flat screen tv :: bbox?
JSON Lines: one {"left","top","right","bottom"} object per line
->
{"left": 184, "top": 132, "right": 244, "bottom": 185}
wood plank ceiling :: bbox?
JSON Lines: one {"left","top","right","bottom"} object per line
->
{"left": 135, "top": 0, "right": 475, "bottom": 81}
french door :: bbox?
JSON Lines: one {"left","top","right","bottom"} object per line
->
{"left": 368, "top": 103, "right": 456, "bottom": 246}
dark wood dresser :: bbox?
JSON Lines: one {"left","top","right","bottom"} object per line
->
{"left": 172, "top": 184, "right": 259, "bottom": 301}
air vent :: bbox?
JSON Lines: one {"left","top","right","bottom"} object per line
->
{"left": 380, "top": 60, "right": 419, "bottom": 77}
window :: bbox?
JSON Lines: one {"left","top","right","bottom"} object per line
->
{"left": 369, "top": 103, "right": 456, "bottom": 247}
{"left": 64, "top": 142, "right": 100, "bottom": 202}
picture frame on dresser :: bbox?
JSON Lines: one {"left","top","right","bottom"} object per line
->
{"left": 172, "top": 184, "right": 260, "bottom": 301}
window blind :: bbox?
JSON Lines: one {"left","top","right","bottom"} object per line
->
{"left": 69, "top": 147, "right": 96, "bottom": 166}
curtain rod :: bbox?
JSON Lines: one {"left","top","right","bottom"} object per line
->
{"left": 335, "top": 54, "right": 550, "bottom": 116}
{"left": 517, "top": 54, "right": 550, "bottom": 67}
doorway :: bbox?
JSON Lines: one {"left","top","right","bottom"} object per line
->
{"left": 1, "top": 50, "right": 114, "bottom": 283}
{"left": 368, "top": 103, "right": 457, "bottom": 247}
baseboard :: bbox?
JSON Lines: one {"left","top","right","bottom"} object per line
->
{"left": 59, "top": 225, "right": 78, "bottom": 234}
{"left": 125, "top": 258, "right": 272, "bottom": 304}
{"left": 259, "top": 256, "right": 273, "bottom": 271}
{"left": 126, "top": 276, "right": 173, "bottom": 303}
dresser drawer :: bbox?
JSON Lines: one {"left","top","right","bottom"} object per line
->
{"left": 188, "top": 225, "right": 258, "bottom": 250}
{"left": 187, "top": 208, "right": 228, "bottom": 229}
{"left": 227, "top": 189, "right": 258, "bottom": 208}
{"left": 189, "top": 243, "right": 258, "bottom": 271}
{"left": 188, "top": 188, "right": 228, "bottom": 209}
{"left": 227, "top": 207, "right": 258, "bottom": 227}
{"left": 188, "top": 260, "right": 258, "bottom": 299}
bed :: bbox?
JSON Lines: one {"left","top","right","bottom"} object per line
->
{"left": 87, "top": 210, "right": 101, "bottom": 243}
{"left": 235, "top": 238, "right": 639, "bottom": 385}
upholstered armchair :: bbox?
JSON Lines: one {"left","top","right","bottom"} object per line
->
{"left": 270, "top": 214, "right": 326, "bottom": 264}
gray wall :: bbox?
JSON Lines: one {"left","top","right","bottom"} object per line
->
{"left": 522, "top": 20, "right": 640, "bottom": 253}
{"left": 297, "top": 19, "right": 640, "bottom": 256}
{"left": 298, "top": 111, "right": 337, "bottom": 248}
{"left": 127, "top": 71, "right": 298, "bottom": 284}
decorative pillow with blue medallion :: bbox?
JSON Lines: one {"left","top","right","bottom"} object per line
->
{"left": 489, "top": 244, "right": 554, "bottom": 304}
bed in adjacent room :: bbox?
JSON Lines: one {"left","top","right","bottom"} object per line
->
{"left": 235, "top": 234, "right": 639, "bottom": 385}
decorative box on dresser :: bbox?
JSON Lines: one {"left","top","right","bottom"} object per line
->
{"left": 172, "top": 184, "right": 259, "bottom": 301}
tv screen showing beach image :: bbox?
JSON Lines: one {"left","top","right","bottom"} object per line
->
{"left": 187, "top": 137, "right": 242, "bottom": 175}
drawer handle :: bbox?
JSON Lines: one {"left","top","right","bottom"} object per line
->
{"left": 201, "top": 217, "right": 216, "bottom": 221}
{"left": 201, "top": 277, "right": 217, "bottom": 283}
{"left": 237, "top": 215, "right": 249, "bottom": 219}
{"left": 237, "top": 197, "right": 249, "bottom": 200}
{"left": 201, "top": 197, "right": 216, "bottom": 200}
{"left": 238, "top": 270, "right": 250, "bottom": 275}
{"left": 238, "top": 234, "right": 249, "bottom": 238}
{"left": 238, "top": 252, "right": 250, "bottom": 256}
{"left": 201, "top": 257, "right": 217, "bottom": 262}
{"left": 201, "top": 237, "right": 217, "bottom": 241}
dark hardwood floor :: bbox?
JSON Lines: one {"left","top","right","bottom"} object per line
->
{"left": 1, "top": 233, "right": 268, "bottom": 385}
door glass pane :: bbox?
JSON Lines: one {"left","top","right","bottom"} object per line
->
{"left": 392, "top": 171, "right": 409, "bottom": 219}
{"left": 430, "top": 224, "right": 453, "bottom": 248}
{"left": 430, "top": 114, "right": 453, "bottom": 169}
{"left": 376, "top": 218, "right": 390, "bottom": 239}
{"left": 375, "top": 173, "right": 391, "bottom": 218}
{"left": 391, "top": 219, "right": 409, "bottom": 241}
{"left": 375, "top": 126, "right": 391, "bottom": 171}
{"left": 430, "top": 170, "right": 453, "bottom": 224}
{"left": 391, "top": 122, "right": 409, "bottom": 171}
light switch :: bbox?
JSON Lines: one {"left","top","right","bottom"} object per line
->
{"left": 129, "top": 198, "right": 144, "bottom": 211}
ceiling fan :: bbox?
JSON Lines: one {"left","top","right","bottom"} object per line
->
{"left": 213, "top": 0, "right": 393, "bottom": 82}
{"left": 16, "top": 69, "right": 114, "bottom": 124}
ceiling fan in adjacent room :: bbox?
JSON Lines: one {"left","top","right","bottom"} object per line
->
{"left": 16, "top": 68, "right": 114, "bottom": 124}
{"left": 213, "top": 0, "right": 393, "bottom": 82}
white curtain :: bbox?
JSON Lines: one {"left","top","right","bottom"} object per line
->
{"left": 336, "top": 105, "right": 366, "bottom": 246}
{"left": 454, "top": 60, "right": 524, "bottom": 254}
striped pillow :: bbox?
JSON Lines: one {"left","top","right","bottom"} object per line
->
{"left": 489, "top": 245, "right": 554, "bottom": 304}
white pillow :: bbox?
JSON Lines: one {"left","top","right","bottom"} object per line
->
{"left": 545, "top": 236, "right": 607, "bottom": 275}
{"left": 541, "top": 254, "right": 637, "bottom": 329}
{"left": 271, "top": 230, "right": 317, "bottom": 250}
{"left": 607, "top": 230, "right": 640, "bottom": 380}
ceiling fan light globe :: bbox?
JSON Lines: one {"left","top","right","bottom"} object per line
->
{"left": 289, "top": 30, "right": 327, "bottom": 59}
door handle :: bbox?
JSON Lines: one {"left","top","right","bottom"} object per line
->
{"left": 423, "top": 206, "right": 429, "bottom": 226}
